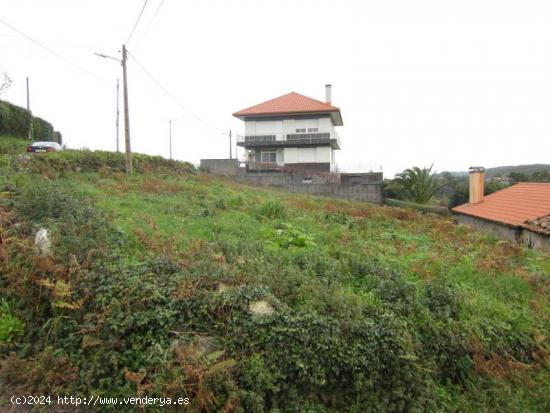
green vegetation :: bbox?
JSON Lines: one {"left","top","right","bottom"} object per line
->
{"left": 0, "top": 100, "right": 56, "bottom": 141}
{"left": 384, "top": 198, "right": 450, "bottom": 216}
{"left": 386, "top": 165, "right": 446, "bottom": 205}
{"left": 0, "top": 137, "right": 549, "bottom": 412}
{"left": 437, "top": 168, "right": 550, "bottom": 208}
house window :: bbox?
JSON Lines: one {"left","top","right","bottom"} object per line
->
{"left": 307, "top": 127, "right": 319, "bottom": 133}
{"left": 295, "top": 128, "right": 306, "bottom": 133}
{"left": 261, "top": 151, "right": 277, "bottom": 163}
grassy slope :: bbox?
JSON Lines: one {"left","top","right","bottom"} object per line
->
{"left": 67, "top": 172, "right": 550, "bottom": 408}
{"left": 1, "top": 138, "right": 549, "bottom": 411}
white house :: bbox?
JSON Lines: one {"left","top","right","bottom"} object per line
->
{"left": 233, "top": 85, "right": 343, "bottom": 172}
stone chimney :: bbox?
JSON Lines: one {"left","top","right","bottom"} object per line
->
{"left": 469, "top": 166, "right": 485, "bottom": 204}
{"left": 325, "top": 84, "right": 332, "bottom": 104}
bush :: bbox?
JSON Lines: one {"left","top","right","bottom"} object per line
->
{"left": 12, "top": 178, "right": 118, "bottom": 263}
{"left": 229, "top": 310, "right": 428, "bottom": 411}
{"left": 22, "top": 149, "right": 195, "bottom": 176}
{"left": 264, "top": 223, "right": 316, "bottom": 249}
{"left": 257, "top": 199, "right": 286, "bottom": 220}
{"left": 0, "top": 300, "right": 24, "bottom": 343}
{"left": 0, "top": 100, "right": 55, "bottom": 141}
{"left": 384, "top": 198, "right": 450, "bottom": 216}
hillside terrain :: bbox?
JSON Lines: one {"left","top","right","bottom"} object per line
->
{"left": 0, "top": 137, "right": 549, "bottom": 412}
{"left": 444, "top": 164, "right": 550, "bottom": 179}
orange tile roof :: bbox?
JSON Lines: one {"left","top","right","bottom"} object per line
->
{"left": 233, "top": 92, "right": 341, "bottom": 118}
{"left": 523, "top": 214, "right": 550, "bottom": 235}
{"left": 452, "top": 183, "right": 550, "bottom": 227}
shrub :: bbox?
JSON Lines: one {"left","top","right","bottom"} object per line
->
{"left": 265, "top": 223, "right": 316, "bottom": 249}
{"left": 22, "top": 149, "right": 195, "bottom": 176}
{"left": 257, "top": 199, "right": 286, "bottom": 220}
{"left": 384, "top": 198, "right": 450, "bottom": 216}
{"left": 0, "top": 100, "right": 55, "bottom": 141}
{"left": 0, "top": 300, "right": 24, "bottom": 343}
{"left": 11, "top": 178, "right": 118, "bottom": 263}
{"left": 229, "top": 310, "right": 428, "bottom": 411}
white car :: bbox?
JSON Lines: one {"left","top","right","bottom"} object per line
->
{"left": 26, "top": 141, "right": 63, "bottom": 153}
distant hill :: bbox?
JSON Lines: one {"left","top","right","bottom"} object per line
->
{"left": 442, "top": 164, "right": 550, "bottom": 179}
{"left": 484, "top": 164, "right": 550, "bottom": 178}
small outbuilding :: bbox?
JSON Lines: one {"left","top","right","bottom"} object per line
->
{"left": 452, "top": 167, "right": 550, "bottom": 252}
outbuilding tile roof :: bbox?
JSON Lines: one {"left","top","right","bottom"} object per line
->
{"left": 452, "top": 183, "right": 550, "bottom": 227}
{"left": 523, "top": 214, "right": 550, "bottom": 235}
{"left": 233, "top": 92, "right": 341, "bottom": 117}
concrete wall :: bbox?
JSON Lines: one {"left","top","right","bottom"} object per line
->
{"left": 521, "top": 229, "right": 550, "bottom": 252}
{"left": 456, "top": 214, "right": 520, "bottom": 243}
{"left": 285, "top": 183, "right": 382, "bottom": 203}
{"left": 341, "top": 172, "right": 384, "bottom": 185}
{"left": 200, "top": 160, "right": 383, "bottom": 204}
{"left": 234, "top": 173, "right": 382, "bottom": 203}
{"left": 199, "top": 159, "right": 240, "bottom": 176}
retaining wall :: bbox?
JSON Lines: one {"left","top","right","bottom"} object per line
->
{"left": 200, "top": 159, "right": 240, "bottom": 176}
{"left": 234, "top": 173, "right": 382, "bottom": 203}
{"left": 200, "top": 158, "right": 383, "bottom": 203}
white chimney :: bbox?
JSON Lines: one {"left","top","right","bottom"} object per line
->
{"left": 325, "top": 84, "right": 332, "bottom": 104}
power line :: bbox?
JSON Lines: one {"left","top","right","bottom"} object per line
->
{"left": 126, "top": 0, "right": 149, "bottom": 45}
{"left": 135, "top": 0, "right": 166, "bottom": 48}
{"left": 128, "top": 51, "right": 225, "bottom": 134}
{"left": 0, "top": 32, "right": 97, "bottom": 49}
{"left": 0, "top": 17, "right": 107, "bottom": 83}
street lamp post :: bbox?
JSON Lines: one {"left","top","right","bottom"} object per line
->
{"left": 94, "top": 45, "right": 132, "bottom": 174}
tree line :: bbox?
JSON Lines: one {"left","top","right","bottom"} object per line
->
{"left": 384, "top": 165, "right": 550, "bottom": 208}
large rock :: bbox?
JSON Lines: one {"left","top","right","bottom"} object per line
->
{"left": 34, "top": 228, "right": 52, "bottom": 257}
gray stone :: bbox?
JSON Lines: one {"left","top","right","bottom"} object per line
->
{"left": 34, "top": 228, "right": 52, "bottom": 256}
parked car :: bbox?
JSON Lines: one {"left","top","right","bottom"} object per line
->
{"left": 26, "top": 141, "right": 63, "bottom": 153}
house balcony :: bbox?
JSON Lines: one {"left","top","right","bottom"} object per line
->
{"left": 245, "top": 161, "right": 282, "bottom": 172}
{"left": 237, "top": 132, "right": 340, "bottom": 149}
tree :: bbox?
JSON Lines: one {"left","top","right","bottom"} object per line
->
{"left": 530, "top": 170, "right": 550, "bottom": 183}
{"left": 508, "top": 172, "right": 529, "bottom": 183}
{"left": 391, "top": 165, "right": 447, "bottom": 204}
{"left": 0, "top": 72, "right": 12, "bottom": 96}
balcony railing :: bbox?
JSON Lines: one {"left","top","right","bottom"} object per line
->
{"left": 246, "top": 162, "right": 281, "bottom": 170}
{"left": 238, "top": 132, "right": 340, "bottom": 149}
{"left": 286, "top": 132, "right": 330, "bottom": 140}
{"left": 244, "top": 134, "right": 276, "bottom": 143}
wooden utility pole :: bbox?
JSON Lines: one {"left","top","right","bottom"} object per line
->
{"left": 229, "top": 129, "right": 232, "bottom": 159}
{"left": 26, "top": 77, "right": 33, "bottom": 140}
{"left": 116, "top": 78, "right": 120, "bottom": 152}
{"left": 121, "top": 45, "right": 132, "bottom": 174}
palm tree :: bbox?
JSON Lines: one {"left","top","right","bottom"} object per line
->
{"left": 391, "top": 164, "right": 446, "bottom": 204}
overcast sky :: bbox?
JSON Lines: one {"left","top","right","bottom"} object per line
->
{"left": 1, "top": 0, "right": 549, "bottom": 176}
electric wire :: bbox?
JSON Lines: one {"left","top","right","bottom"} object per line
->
{"left": 135, "top": 0, "right": 166, "bottom": 48}
{"left": 128, "top": 51, "right": 225, "bottom": 134}
{"left": 0, "top": 32, "right": 97, "bottom": 49}
{"left": 125, "top": 0, "right": 149, "bottom": 45}
{"left": 0, "top": 17, "right": 108, "bottom": 83}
